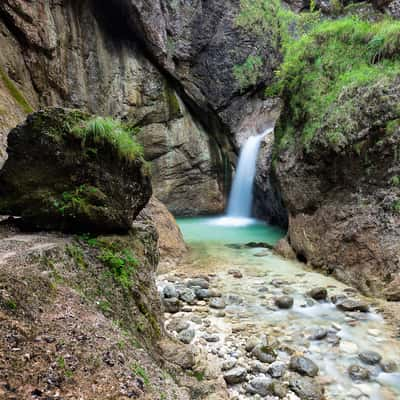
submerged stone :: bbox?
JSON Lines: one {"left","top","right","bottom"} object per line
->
{"left": 289, "top": 356, "right": 319, "bottom": 377}
{"left": 275, "top": 295, "right": 294, "bottom": 309}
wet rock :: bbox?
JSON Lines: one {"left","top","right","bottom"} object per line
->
{"left": 245, "top": 376, "right": 273, "bottom": 396}
{"left": 245, "top": 337, "right": 260, "bottom": 353}
{"left": 232, "top": 271, "right": 243, "bottom": 278}
{"left": 167, "top": 319, "right": 189, "bottom": 333}
{"left": 163, "top": 284, "right": 177, "bottom": 299}
{"left": 271, "top": 279, "right": 286, "bottom": 287}
{"left": 223, "top": 367, "right": 247, "bottom": 384}
{"left": 250, "top": 360, "right": 270, "bottom": 374}
{"left": 308, "top": 287, "right": 327, "bottom": 301}
{"left": 194, "top": 288, "right": 212, "bottom": 300}
{"left": 359, "top": 351, "right": 382, "bottom": 365}
{"left": 289, "top": 375, "right": 324, "bottom": 400}
{"left": 336, "top": 299, "right": 369, "bottom": 313}
{"left": 381, "top": 360, "right": 398, "bottom": 373}
{"left": 289, "top": 356, "right": 319, "bottom": 377}
{"left": 222, "top": 358, "right": 237, "bottom": 371}
{"left": 226, "top": 294, "right": 243, "bottom": 305}
{"left": 308, "top": 328, "right": 328, "bottom": 340}
{"left": 348, "top": 365, "right": 371, "bottom": 381}
{"left": 268, "top": 361, "right": 287, "bottom": 378}
{"left": 252, "top": 344, "right": 277, "bottom": 363}
{"left": 178, "top": 328, "right": 195, "bottom": 344}
{"left": 331, "top": 294, "right": 347, "bottom": 304}
{"left": 275, "top": 295, "right": 294, "bottom": 309}
{"left": 209, "top": 298, "right": 226, "bottom": 309}
{"left": 163, "top": 297, "right": 180, "bottom": 313}
{"left": 178, "top": 288, "right": 197, "bottom": 305}
{"left": 202, "top": 333, "right": 220, "bottom": 343}
{"left": 216, "top": 311, "right": 226, "bottom": 318}
{"left": 187, "top": 278, "right": 209, "bottom": 289}
{"left": 190, "top": 316, "right": 202, "bottom": 324}
{"left": 271, "top": 381, "right": 288, "bottom": 398}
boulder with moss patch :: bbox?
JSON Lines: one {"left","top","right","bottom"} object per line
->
{"left": 0, "top": 108, "right": 151, "bottom": 232}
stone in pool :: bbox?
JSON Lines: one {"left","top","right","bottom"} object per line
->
{"left": 187, "top": 278, "right": 209, "bottom": 289}
{"left": 223, "top": 367, "right": 247, "bottom": 384}
{"left": 309, "top": 328, "right": 328, "bottom": 340}
{"left": 289, "top": 356, "right": 319, "bottom": 377}
{"left": 163, "top": 284, "right": 177, "bottom": 299}
{"left": 178, "top": 328, "right": 195, "bottom": 344}
{"left": 178, "top": 288, "right": 196, "bottom": 305}
{"left": 348, "top": 364, "right": 371, "bottom": 381}
{"left": 275, "top": 295, "right": 294, "bottom": 309}
{"left": 359, "top": 351, "right": 382, "bottom": 365}
{"left": 289, "top": 375, "right": 324, "bottom": 400}
{"left": 336, "top": 299, "right": 369, "bottom": 313}
{"left": 252, "top": 344, "right": 277, "bottom": 363}
{"left": 308, "top": 287, "right": 327, "bottom": 301}
{"left": 163, "top": 297, "right": 180, "bottom": 313}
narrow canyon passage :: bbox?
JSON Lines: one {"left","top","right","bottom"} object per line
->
{"left": 158, "top": 217, "right": 400, "bottom": 400}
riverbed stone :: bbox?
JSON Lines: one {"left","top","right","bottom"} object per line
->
{"left": 222, "top": 358, "right": 237, "bottom": 371}
{"left": 202, "top": 333, "right": 220, "bottom": 343}
{"left": 308, "top": 287, "right": 328, "bottom": 301}
{"left": 163, "top": 297, "right": 180, "bottom": 313}
{"left": 178, "top": 288, "right": 197, "bottom": 305}
{"left": 252, "top": 344, "right": 277, "bottom": 363}
{"left": 289, "top": 356, "right": 319, "bottom": 377}
{"left": 308, "top": 328, "right": 328, "bottom": 340}
{"left": 275, "top": 295, "right": 294, "bottom": 309}
{"left": 187, "top": 278, "right": 209, "bottom": 289}
{"left": 271, "top": 381, "right": 288, "bottom": 398}
{"left": 163, "top": 284, "right": 177, "bottom": 299}
{"left": 359, "top": 351, "right": 382, "bottom": 365}
{"left": 167, "top": 319, "right": 189, "bottom": 333}
{"left": 194, "top": 288, "right": 212, "bottom": 300}
{"left": 245, "top": 376, "right": 273, "bottom": 396}
{"left": 289, "top": 375, "right": 324, "bottom": 400}
{"left": 336, "top": 299, "right": 369, "bottom": 313}
{"left": 268, "top": 361, "right": 287, "bottom": 378}
{"left": 178, "top": 328, "right": 195, "bottom": 344}
{"left": 209, "top": 298, "right": 226, "bottom": 309}
{"left": 348, "top": 365, "right": 371, "bottom": 381}
{"left": 381, "top": 360, "right": 398, "bottom": 372}
{"left": 223, "top": 367, "right": 247, "bottom": 384}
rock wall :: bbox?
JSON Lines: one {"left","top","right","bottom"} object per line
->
{"left": 0, "top": 0, "right": 229, "bottom": 215}
{"left": 275, "top": 78, "right": 400, "bottom": 300}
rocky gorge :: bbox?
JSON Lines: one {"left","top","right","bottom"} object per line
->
{"left": 0, "top": 0, "right": 400, "bottom": 399}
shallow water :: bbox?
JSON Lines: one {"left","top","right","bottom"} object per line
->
{"left": 174, "top": 216, "right": 400, "bottom": 399}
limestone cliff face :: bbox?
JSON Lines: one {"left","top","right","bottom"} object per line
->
{"left": 275, "top": 78, "right": 400, "bottom": 300}
{"left": 0, "top": 0, "right": 230, "bottom": 215}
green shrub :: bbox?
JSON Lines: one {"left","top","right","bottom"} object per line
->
{"left": 233, "top": 55, "right": 264, "bottom": 89}
{"left": 72, "top": 117, "right": 143, "bottom": 162}
{"left": 131, "top": 362, "right": 150, "bottom": 386}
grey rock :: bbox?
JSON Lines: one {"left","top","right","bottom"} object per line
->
{"left": 252, "top": 344, "right": 277, "bottom": 364}
{"left": 336, "top": 299, "right": 369, "bottom": 313}
{"left": 268, "top": 361, "right": 287, "bottom": 378}
{"left": 187, "top": 278, "right": 209, "bottom": 289}
{"left": 275, "top": 295, "right": 294, "bottom": 309}
{"left": 178, "top": 288, "right": 197, "bottom": 305}
{"left": 209, "top": 297, "right": 226, "bottom": 309}
{"left": 223, "top": 367, "right": 247, "bottom": 384}
{"left": 289, "top": 375, "right": 324, "bottom": 400}
{"left": 178, "top": 328, "right": 195, "bottom": 344}
{"left": 202, "top": 333, "right": 220, "bottom": 343}
{"left": 194, "top": 288, "right": 212, "bottom": 300}
{"left": 308, "top": 328, "right": 328, "bottom": 340}
{"left": 308, "top": 287, "right": 327, "bottom": 301}
{"left": 381, "top": 360, "right": 398, "bottom": 373}
{"left": 222, "top": 358, "right": 237, "bottom": 371}
{"left": 348, "top": 365, "right": 371, "bottom": 381}
{"left": 163, "top": 297, "right": 181, "bottom": 313}
{"left": 163, "top": 284, "right": 177, "bottom": 299}
{"left": 167, "top": 319, "right": 189, "bottom": 333}
{"left": 271, "top": 381, "right": 288, "bottom": 398}
{"left": 289, "top": 356, "right": 319, "bottom": 377}
{"left": 359, "top": 351, "right": 382, "bottom": 365}
{"left": 245, "top": 376, "right": 273, "bottom": 396}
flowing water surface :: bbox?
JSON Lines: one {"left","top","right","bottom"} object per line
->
{"left": 171, "top": 216, "right": 400, "bottom": 400}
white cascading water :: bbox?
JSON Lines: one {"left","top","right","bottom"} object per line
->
{"left": 226, "top": 128, "right": 272, "bottom": 218}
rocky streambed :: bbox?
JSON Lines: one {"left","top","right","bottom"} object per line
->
{"left": 157, "top": 217, "right": 400, "bottom": 400}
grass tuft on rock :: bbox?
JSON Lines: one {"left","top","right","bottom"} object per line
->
{"left": 72, "top": 116, "right": 144, "bottom": 162}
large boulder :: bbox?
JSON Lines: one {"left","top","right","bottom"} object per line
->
{"left": 138, "top": 196, "right": 187, "bottom": 260}
{"left": 0, "top": 108, "right": 152, "bottom": 232}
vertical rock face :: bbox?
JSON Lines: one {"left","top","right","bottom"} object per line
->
{"left": 0, "top": 0, "right": 232, "bottom": 214}
{"left": 275, "top": 79, "right": 400, "bottom": 299}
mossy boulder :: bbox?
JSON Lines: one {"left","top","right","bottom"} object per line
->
{"left": 0, "top": 108, "right": 152, "bottom": 232}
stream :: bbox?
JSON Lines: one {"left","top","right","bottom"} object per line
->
{"left": 158, "top": 217, "right": 400, "bottom": 400}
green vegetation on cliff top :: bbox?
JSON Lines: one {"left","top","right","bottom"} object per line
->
{"left": 235, "top": 0, "right": 400, "bottom": 150}
{"left": 274, "top": 16, "right": 400, "bottom": 149}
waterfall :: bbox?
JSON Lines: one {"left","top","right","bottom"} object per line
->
{"left": 227, "top": 128, "right": 272, "bottom": 218}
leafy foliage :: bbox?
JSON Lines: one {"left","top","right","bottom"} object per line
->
{"left": 72, "top": 117, "right": 143, "bottom": 162}
{"left": 233, "top": 55, "right": 264, "bottom": 89}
